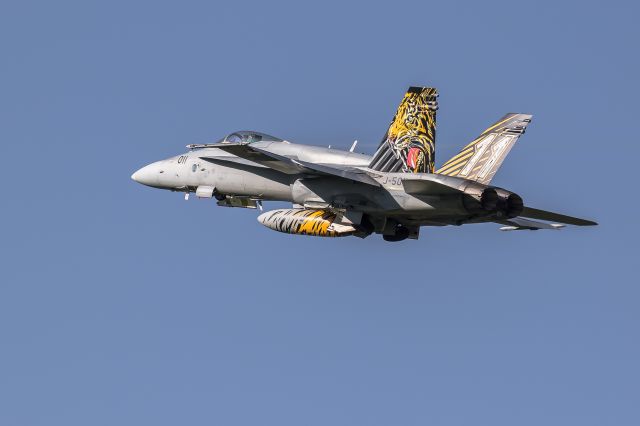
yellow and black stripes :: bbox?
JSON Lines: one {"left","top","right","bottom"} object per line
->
{"left": 437, "top": 113, "right": 532, "bottom": 185}
{"left": 257, "top": 208, "right": 352, "bottom": 237}
{"left": 369, "top": 87, "right": 438, "bottom": 174}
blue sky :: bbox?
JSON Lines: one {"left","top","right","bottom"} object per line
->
{"left": 1, "top": 1, "right": 638, "bottom": 425}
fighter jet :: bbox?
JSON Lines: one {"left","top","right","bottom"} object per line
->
{"left": 131, "top": 87, "right": 596, "bottom": 241}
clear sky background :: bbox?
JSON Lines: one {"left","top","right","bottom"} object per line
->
{"left": 1, "top": 1, "right": 638, "bottom": 425}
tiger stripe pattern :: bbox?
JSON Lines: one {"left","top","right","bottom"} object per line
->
{"left": 257, "top": 208, "right": 353, "bottom": 237}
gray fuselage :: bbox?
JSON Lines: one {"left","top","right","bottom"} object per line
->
{"left": 132, "top": 141, "right": 371, "bottom": 201}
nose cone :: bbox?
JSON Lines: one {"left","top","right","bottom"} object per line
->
{"left": 131, "top": 163, "right": 159, "bottom": 186}
{"left": 257, "top": 211, "right": 271, "bottom": 226}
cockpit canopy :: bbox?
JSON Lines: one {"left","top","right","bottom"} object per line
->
{"left": 216, "top": 131, "right": 284, "bottom": 144}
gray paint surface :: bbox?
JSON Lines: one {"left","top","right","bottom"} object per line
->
{"left": 132, "top": 126, "right": 595, "bottom": 239}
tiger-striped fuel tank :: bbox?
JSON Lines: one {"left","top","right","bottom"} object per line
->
{"left": 257, "top": 209, "right": 355, "bottom": 237}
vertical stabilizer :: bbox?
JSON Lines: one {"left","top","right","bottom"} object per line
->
{"left": 368, "top": 87, "right": 438, "bottom": 173}
{"left": 437, "top": 113, "right": 532, "bottom": 184}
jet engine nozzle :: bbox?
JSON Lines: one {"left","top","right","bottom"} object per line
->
{"left": 461, "top": 184, "right": 499, "bottom": 214}
{"left": 480, "top": 188, "right": 499, "bottom": 211}
{"left": 503, "top": 193, "right": 524, "bottom": 218}
{"left": 494, "top": 188, "right": 524, "bottom": 218}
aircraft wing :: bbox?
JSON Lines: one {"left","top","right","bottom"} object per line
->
{"left": 201, "top": 143, "right": 380, "bottom": 186}
{"left": 199, "top": 155, "right": 269, "bottom": 169}
{"left": 203, "top": 143, "right": 307, "bottom": 174}
{"left": 291, "top": 158, "right": 380, "bottom": 186}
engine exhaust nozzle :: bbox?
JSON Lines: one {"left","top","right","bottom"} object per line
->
{"left": 493, "top": 188, "right": 524, "bottom": 218}
{"left": 480, "top": 188, "right": 499, "bottom": 211}
{"left": 504, "top": 193, "right": 524, "bottom": 218}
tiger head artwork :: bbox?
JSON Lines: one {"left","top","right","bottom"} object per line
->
{"left": 380, "top": 87, "right": 438, "bottom": 173}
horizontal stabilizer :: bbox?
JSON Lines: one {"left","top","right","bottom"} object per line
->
{"left": 521, "top": 207, "right": 597, "bottom": 226}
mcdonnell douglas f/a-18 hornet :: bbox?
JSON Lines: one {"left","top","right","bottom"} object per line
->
{"left": 131, "top": 87, "right": 596, "bottom": 241}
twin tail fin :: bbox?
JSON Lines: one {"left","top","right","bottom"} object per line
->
{"left": 368, "top": 87, "right": 438, "bottom": 174}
